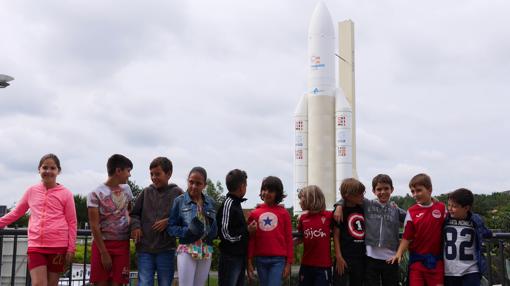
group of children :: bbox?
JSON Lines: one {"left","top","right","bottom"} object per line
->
{"left": 0, "top": 153, "right": 494, "bottom": 286}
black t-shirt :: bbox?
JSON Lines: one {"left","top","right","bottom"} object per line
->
{"left": 335, "top": 204, "right": 366, "bottom": 258}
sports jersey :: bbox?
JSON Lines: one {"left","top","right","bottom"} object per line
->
{"left": 298, "top": 211, "right": 333, "bottom": 267}
{"left": 403, "top": 201, "right": 446, "bottom": 256}
{"left": 335, "top": 204, "right": 365, "bottom": 258}
{"left": 444, "top": 217, "right": 479, "bottom": 276}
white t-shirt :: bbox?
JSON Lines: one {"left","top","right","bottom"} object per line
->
{"left": 444, "top": 218, "right": 479, "bottom": 276}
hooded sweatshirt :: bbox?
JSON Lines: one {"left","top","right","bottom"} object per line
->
{"left": 130, "top": 183, "right": 183, "bottom": 252}
{"left": 247, "top": 203, "right": 293, "bottom": 263}
{"left": 0, "top": 182, "right": 77, "bottom": 252}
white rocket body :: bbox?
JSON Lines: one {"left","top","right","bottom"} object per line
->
{"left": 294, "top": 2, "right": 354, "bottom": 212}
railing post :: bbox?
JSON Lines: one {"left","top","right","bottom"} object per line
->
{"left": 11, "top": 229, "right": 18, "bottom": 286}
{"left": 487, "top": 240, "right": 493, "bottom": 285}
{"left": 83, "top": 235, "right": 88, "bottom": 286}
{"left": 499, "top": 240, "right": 507, "bottom": 286}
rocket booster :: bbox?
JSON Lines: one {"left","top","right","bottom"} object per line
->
{"left": 294, "top": 2, "right": 354, "bottom": 212}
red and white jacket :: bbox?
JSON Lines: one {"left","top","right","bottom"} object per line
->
{"left": 0, "top": 182, "right": 77, "bottom": 252}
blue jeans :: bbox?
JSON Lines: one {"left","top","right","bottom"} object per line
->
{"left": 137, "top": 250, "right": 175, "bottom": 286}
{"left": 298, "top": 265, "right": 331, "bottom": 286}
{"left": 255, "top": 256, "right": 286, "bottom": 286}
{"left": 218, "top": 253, "right": 246, "bottom": 286}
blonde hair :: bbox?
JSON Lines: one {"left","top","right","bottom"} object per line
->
{"left": 340, "top": 178, "right": 365, "bottom": 199}
{"left": 299, "top": 185, "right": 326, "bottom": 213}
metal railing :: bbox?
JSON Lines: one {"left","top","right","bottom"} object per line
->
{"left": 1, "top": 229, "right": 509, "bottom": 286}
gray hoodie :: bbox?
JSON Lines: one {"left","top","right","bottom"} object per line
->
{"left": 363, "top": 198, "right": 406, "bottom": 251}
{"left": 130, "top": 184, "right": 183, "bottom": 253}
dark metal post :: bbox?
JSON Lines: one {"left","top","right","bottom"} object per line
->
{"left": 11, "top": 231, "right": 18, "bottom": 286}
{"left": 487, "top": 241, "right": 493, "bottom": 285}
{"left": 499, "top": 240, "right": 507, "bottom": 286}
{"left": 83, "top": 235, "right": 88, "bottom": 286}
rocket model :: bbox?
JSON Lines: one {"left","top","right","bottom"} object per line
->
{"left": 294, "top": 2, "right": 355, "bottom": 212}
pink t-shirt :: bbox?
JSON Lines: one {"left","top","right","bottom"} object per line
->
{"left": 87, "top": 184, "right": 132, "bottom": 240}
{"left": 298, "top": 211, "right": 333, "bottom": 267}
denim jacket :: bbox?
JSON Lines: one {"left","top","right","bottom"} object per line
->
{"left": 167, "top": 192, "right": 218, "bottom": 245}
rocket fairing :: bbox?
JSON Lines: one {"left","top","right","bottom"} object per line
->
{"left": 294, "top": 2, "right": 355, "bottom": 212}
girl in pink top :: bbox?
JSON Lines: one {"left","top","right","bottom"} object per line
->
{"left": 0, "top": 154, "right": 77, "bottom": 286}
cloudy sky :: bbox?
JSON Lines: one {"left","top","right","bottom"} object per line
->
{"left": 1, "top": 0, "right": 509, "bottom": 209}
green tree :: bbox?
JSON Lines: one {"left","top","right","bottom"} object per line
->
{"left": 128, "top": 180, "right": 143, "bottom": 202}
{"left": 205, "top": 179, "right": 225, "bottom": 209}
{"left": 74, "top": 194, "right": 88, "bottom": 229}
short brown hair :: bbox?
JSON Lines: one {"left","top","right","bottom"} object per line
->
{"left": 340, "top": 178, "right": 365, "bottom": 199}
{"left": 372, "top": 174, "right": 393, "bottom": 190}
{"left": 260, "top": 176, "right": 286, "bottom": 205}
{"left": 150, "top": 157, "right": 173, "bottom": 174}
{"left": 298, "top": 185, "right": 326, "bottom": 213}
{"left": 409, "top": 173, "right": 432, "bottom": 189}
{"left": 448, "top": 188, "right": 474, "bottom": 207}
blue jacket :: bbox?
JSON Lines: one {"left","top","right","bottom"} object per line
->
{"left": 167, "top": 192, "right": 218, "bottom": 245}
{"left": 444, "top": 212, "right": 493, "bottom": 274}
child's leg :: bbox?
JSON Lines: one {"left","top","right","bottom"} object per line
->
{"left": 109, "top": 242, "right": 130, "bottom": 285}
{"left": 348, "top": 258, "right": 365, "bottom": 286}
{"left": 265, "top": 257, "right": 286, "bottom": 286}
{"left": 47, "top": 272, "right": 61, "bottom": 286}
{"left": 193, "top": 258, "right": 212, "bottom": 286}
{"left": 332, "top": 258, "right": 348, "bottom": 286}
{"left": 380, "top": 260, "right": 399, "bottom": 286}
{"left": 29, "top": 266, "right": 49, "bottom": 286}
{"left": 422, "top": 260, "right": 444, "bottom": 286}
{"left": 177, "top": 252, "right": 198, "bottom": 285}
{"left": 461, "top": 273, "right": 482, "bottom": 286}
{"left": 137, "top": 252, "right": 156, "bottom": 286}
{"left": 298, "top": 265, "right": 314, "bottom": 286}
{"left": 218, "top": 253, "right": 246, "bottom": 286}
{"left": 364, "top": 257, "right": 382, "bottom": 286}
{"left": 155, "top": 250, "right": 176, "bottom": 286}
{"left": 408, "top": 262, "right": 427, "bottom": 286}
{"left": 312, "top": 266, "right": 332, "bottom": 286}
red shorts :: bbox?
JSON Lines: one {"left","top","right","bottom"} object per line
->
{"left": 90, "top": 240, "right": 130, "bottom": 284}
{"left": 409, "top": 259, "right": 444, "bottom": 286}
{"left": 27, "top": 247, "right": 67, "bottom": 272}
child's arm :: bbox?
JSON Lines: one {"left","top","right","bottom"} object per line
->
{"left": 166, "top": 199, "right": 189, "bottom": 238}
{"left": 247, "top": 214, "right": 256, "bottom": 280}
{"left": 88, "top": 207, "right": 112, "bottom": 271}
{"left": 64, "top": 190, "right": 77, "bottom": 257}
{"left": 130, "top": 189, "right": 144, "bottom": 241}
{"left": 333, "top": 226, "right": 347, "bottom": 275}
{"left": 0, "top": 189, "right": 30, "bottom": 228}
{"left": 283, "top": 210, "right": 293, "bottom": 278}
{"left": 388, "top": 238, "right": 410, "bottom": 264}
{"left": 333, "top": 198, "right": 369, "bottom": 222}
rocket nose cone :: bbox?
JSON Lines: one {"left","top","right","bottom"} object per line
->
{"left": 308, "top": 1, "right": 334, "bottom": 37}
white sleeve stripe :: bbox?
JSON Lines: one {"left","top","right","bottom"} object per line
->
{"left": 403, "top": 211, "right": 412, "bottom": 229}
{"left": 221, "top": 197, "right": 241, "bottom": 242}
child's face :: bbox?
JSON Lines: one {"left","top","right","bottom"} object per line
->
{"left": 150, "top": 166, "right": 171, "bottom": 189}
{"left": 373, "top": 183, "right": 393, "bottom": 204}
{"left": 115, "top": 167, "right": 132, "bottom": 184}
{"left": 239, "top": 182, "right": 247, "bottom": 198}
{"left": 187, "top": 172, "right": 206, "bottom": 199}
{"left": 346, "top": 192, "right": 364, "bottom": 206}
{"left": 39, "top": 158, "right": 60, "bottom": 186}
{"left": 447, "top": 199, "right": 470, "bottom": 220}
{"left": 261, "top": 189, "right": 276, "bottom": 205}
{"left": 410, "top": 185, "right": 432, "bottom": 204}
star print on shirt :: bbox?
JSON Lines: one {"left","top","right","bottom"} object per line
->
{"left": 258, "top": 212, "right": 278, "bottom": 231}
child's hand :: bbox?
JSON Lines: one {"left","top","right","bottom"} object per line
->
{"left": 293, "top": 237, "right": 302, "bottom": 246}
{"left": 387, "top": 255, "right": 401, "bottom": 265}
{"left": 333, "top": 206, "right": 344, "bottom": 223}
{"left": 282, "top": 263, "right": 291, "bottom": 278}
{"left": 65, "top": 252, "right": 74, "bottom": 269}
{"left": 247, "top": 220, "right": 257, "bottom": 234}
{"left": 100, "top": 252, "right": 113, "bottom": 272}
{"left": 131, "top": 229, "right": 142, "bottom": 243}
{"left": 247, "top": 260, "right": 255, "bottom": 280}
{"left": 335, "top": 256, "right": 347, "bottom": 275}
{"left": 152, "top": 218, "right": 168, "bottom": 232}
